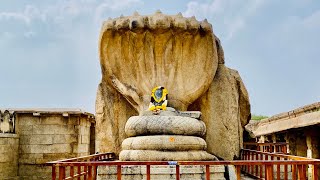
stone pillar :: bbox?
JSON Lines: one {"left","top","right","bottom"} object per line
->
{"left": 284, "top": 133, "right": 290, "bottom": 154}
{"left": 272, "top": 134, "right": 277, "bottom": 152}
{"left": 305, "top": 128, "right": 320, "bottom": 180}
{"left": 257, "top": 136, "right": 265, "bottom": 152}
{"left": 272, "top": 134, "right": 277, "bottom": 143}
{"left": 258, "top": 136, "right": 265, "bottom": 143}
{"left": 305, "top": 128, "right": 320, "bottom": 159}
{"left": 306, "top": 133, "right": 312, "bottom": 180}
{"left": 306, "top": 135, "right": 312, "bottom": 158}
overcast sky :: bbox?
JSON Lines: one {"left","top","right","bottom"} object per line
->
{"left": 0, "top": 0, "right": 319, "bottom": 116}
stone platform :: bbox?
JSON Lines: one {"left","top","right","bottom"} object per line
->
{"left": 120, "top": 111, "right": 217, "bottom": 161}
{"left": 97, "top": 165, "right": 226, "bottom": 180}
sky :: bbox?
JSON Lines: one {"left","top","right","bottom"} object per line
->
{"left": 0, "top": 0, "right": 319, "bottom": 116}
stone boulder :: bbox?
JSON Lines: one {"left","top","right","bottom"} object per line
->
{"left": 96, "top": 12, "right": 250, "bottom": 160}
{"left": 189, "top": 64, "right": 251, "bottom": 160}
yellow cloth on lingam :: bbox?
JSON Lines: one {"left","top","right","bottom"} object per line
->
{"left": 148, "top": 86, "right": 168, "bottom": 111}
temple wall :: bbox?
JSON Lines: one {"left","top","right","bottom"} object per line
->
{"left": 0, "top": 109, "right": 95, "bottom": 180}
{"left": 0, "top": 134, "right": 19, "bottom": 180}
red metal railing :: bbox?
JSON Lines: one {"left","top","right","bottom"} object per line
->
{"left": 244, "top": 142, "right": 288, "bottom": 154}
{"left": 47, "top": 150, "right": 320, "bottom": 180}
{"left": 241, "top": 149, "right": 320, "bottom": 179}
{"left": 48, "top": 152, "right": 116, "bottom": 180}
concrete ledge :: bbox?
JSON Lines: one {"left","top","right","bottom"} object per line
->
{"left": 97, "top": 165, "right": 225, "bottom": 180}
{"left": 0, "top": 134, "right": 19, "bottom": 138}
{"left": 247, "top": 111, "right": 320, "bottom": 137}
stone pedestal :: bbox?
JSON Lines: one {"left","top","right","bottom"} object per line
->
{"left": 119, "top": 109, "right": 217, "bottom": 161}
{"left": 97, "top": 165, "right": 225, "bottom": 180}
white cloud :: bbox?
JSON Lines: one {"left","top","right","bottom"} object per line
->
{"left": 95, "top": 0, "right": 143, "bottom": 22}
{"left": 225, "top": 0, "right": 265, "bottom": 40}
{"left": 0, "top": 5, "right": 45, "bottom": 25}
{"left": 225, "top": 17, "right": 245, "bottom": 40}
{"left": 303, "top": 10, "right": 320, "bottom": 29}
{"left": 183, "top": 0, "right": 266, "bottom": 40}
{"left": 0, "top": 0, "right": 143, "bottom": 29}
{"left": 273, "top": 10, "right": 320, "bottom": 37}
{"left": 183, "top": 0, "right": 225, "bottom": 19}
{"left": 24, "top": 31, "right": 36, "bottom": 38}
{"left": 1, "top": 32, "right": 15, "bottom": 39}
{"left": 24, "top": 5, "right": 45, "bottom": 21}
{"left": 0, "top": 12, "right": 30, "bottom": 24}
{"left": 97, "top": 0, "right": 142, "bottom": 11}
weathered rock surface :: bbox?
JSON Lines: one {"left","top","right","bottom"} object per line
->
{"left": 96, "top": 12, "right": 251, "bottom": 159}
{"left": 96, "top": 81, "right": 137, "bottom": 155}
{"left": 125, "top": 116, "right": 206, "bottom": 137}
{"left": 189, "top": 64, "right": 250, "bottom": 160}
{"left": 122, "top": 135, "right": 207, "bottom": 151}
{"left": 119, "top": 150, "right": 218, "bottom": 161}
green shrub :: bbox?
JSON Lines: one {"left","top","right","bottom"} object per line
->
{"left": 251, "top": 114, "right": 268, "bottom": 120}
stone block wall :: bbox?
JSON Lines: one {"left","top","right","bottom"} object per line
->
{"left": 0, "top": 134, "right": 19, "bottom": 180}
{"left": 0, "top": 109, "right": 95, "bottom": 180}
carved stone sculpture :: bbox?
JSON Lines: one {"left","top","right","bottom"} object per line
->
{"left": 119, "top": 109, "right": 217, "bottom": 161}
{"left": 0, "top": 110, "right": 15, "bottom": 133}
{"left": 96, "top": 11, "right": 250, "bottom": 160}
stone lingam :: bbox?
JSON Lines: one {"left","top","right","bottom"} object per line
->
{"left": 96, "top": 11, "right": 251, "bottom": 161}
{"left": 120, "top": 86, "right": 217, "bottom": 160}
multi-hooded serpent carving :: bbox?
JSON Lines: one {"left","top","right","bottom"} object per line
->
{"left": 99, "top": 11, "right": 218, "bottom": 112}
{"left": 96, "top": 11, "right": 251, "bottom": 160}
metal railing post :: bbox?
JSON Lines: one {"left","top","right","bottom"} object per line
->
{"left": 59, "top": 166, "right": 66, "bottom": 180}
{"left": 117, "top": 165, "right": 121, "bottom": 180}
{"left": 77, "top": 166, "right": 81, "bottom": 180}
{"left": 84, "top": 165, "right": 87, "bottom": 179}
{"left": 176, "top": 165, "right": 180, "bottom": 180}
{"left": 52, "top": 165, "right": 56, "bottom": 180}
{"left": 284, "top": 158, "right": 288, "bottom": 180}
{"left": 292, "top": 164, "right": 297, "bottom": 180}
{"left": 88, "top": 166, "right": 93, "bottom": 180}
{"left": 236, "top": 165, "right": 241, "bottom": 180}
{"left": 298, "top": 165, "right": 307, "bottom": 180}
{"left": 146, "top": 165, "right": 151, "bottom": 180}
{"left": 70, "top": 165, "right": 74, "bottom": 178}
{"left": 205, "top": 165, "right": 210, "bottom": 180}
{"left": 313, "top": 164, "right": 318, "bottom": 180}
{"left": 266, "top": 165, "right": 273, "bottom": 180}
